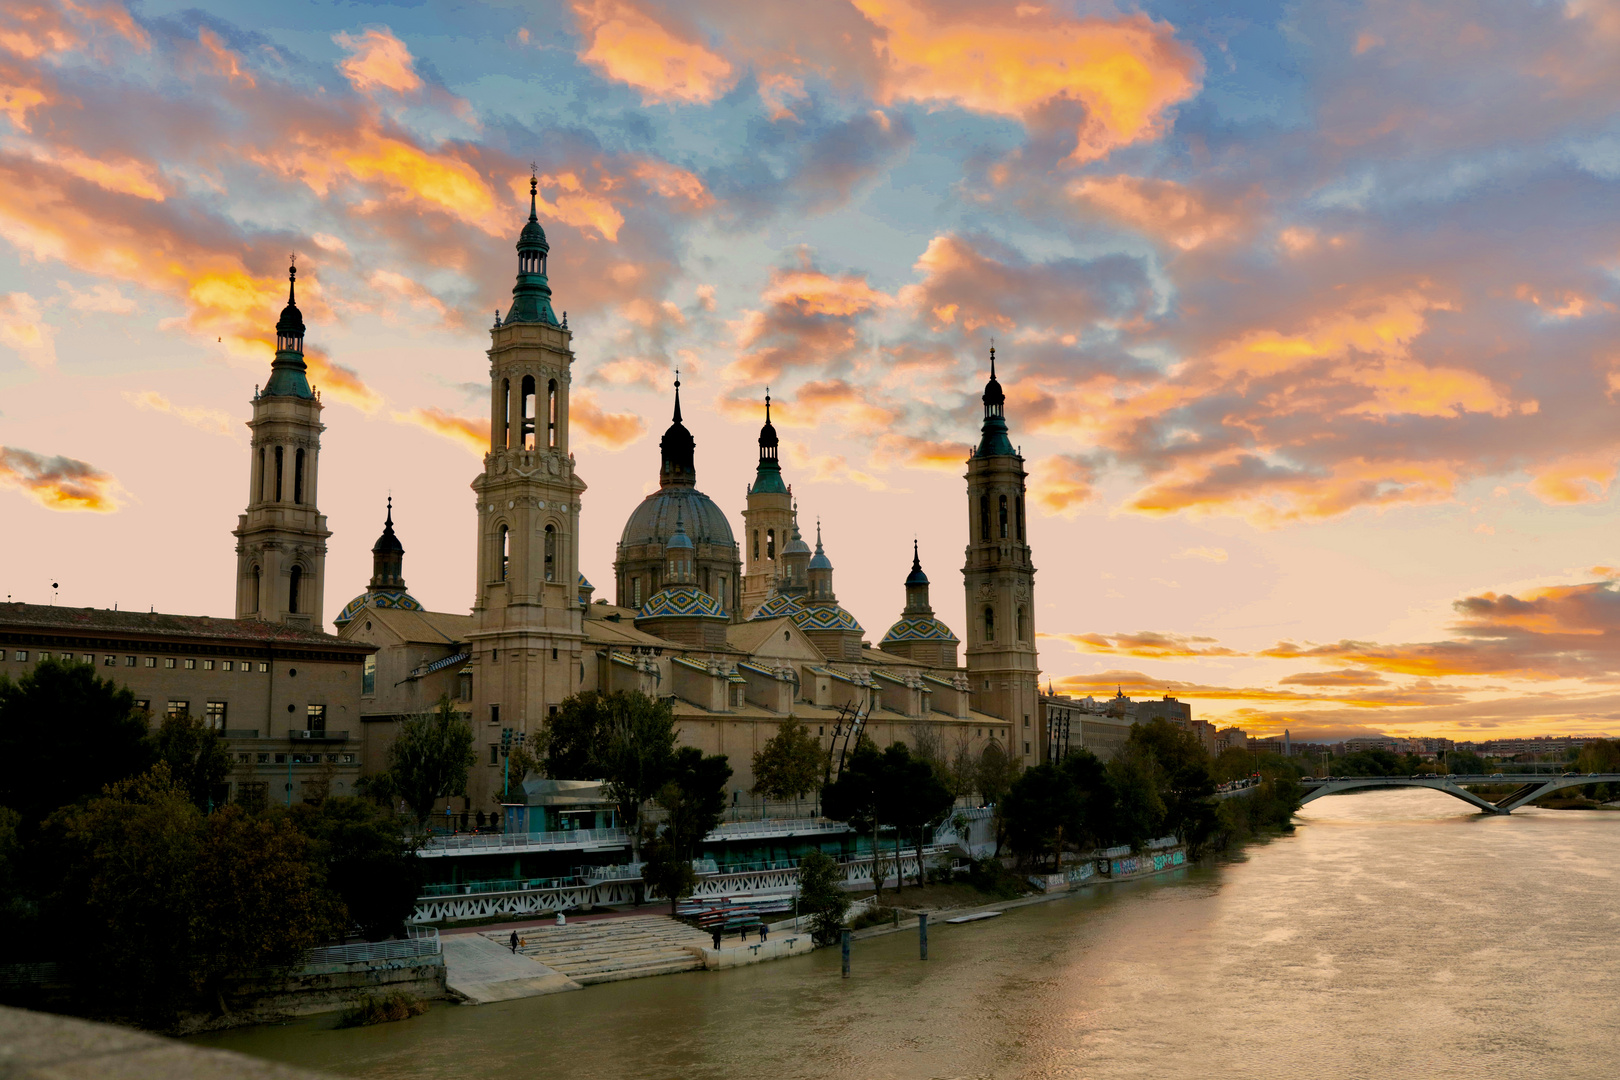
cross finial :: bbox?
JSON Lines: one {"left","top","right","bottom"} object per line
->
{"left": 989, "top": 339, "right": 996, "bottom": 379}
{"left": 765, "top": 386, "right": 771, "bottom": 422}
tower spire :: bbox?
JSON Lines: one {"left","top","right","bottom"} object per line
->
{"left": 658, "top": 368, "right": 696, "bottom": 487}
{"left": 673, "top": 369, "right": 682, "bottom": 422}
{"left": 506, "top": 168, "right": 557, "bottom": 325}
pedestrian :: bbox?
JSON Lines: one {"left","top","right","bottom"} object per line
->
{"left": 760, "top": 924, "right": 768, "bottom": 943}
{"left": 508, "top": 930, "right": 518, "bottom": 953}
{"left": 555, "top": 911, "right": 566, "bottom": 927}
{"left": 740, "top": 924, "right": 748, "bottom": 943}
{"left": 711, "top": 928, "right": 722, "bottom": 951}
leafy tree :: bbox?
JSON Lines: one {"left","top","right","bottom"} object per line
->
{"left": 975, "top": 742, "right": 1020, "bottom": 856}
{"left": 1125, "top": 719, "right": 1217, "bottom": 847}
{"left": 1002, "top": 763, "right": 1079, "bottom": 870}
{"left": 1059, "top": 749, "right": 1115, "bottom": 849}
{"left": 796, "top": 849, "right": 850, "bottom": 945}
{"left": 751, "top": 716, "right": 825, "bottom": 808}
{"left": 1106, "top": 746, "right": 1166, "bottom": 849}
{"left": 641, "top": 748, "right": 731, "bottom": 912}
{"left": 0, "top": 657, "right": 151, "bottom": 826}
{"left": 1336, "top": 748, "right": 1404, "bottom": 777}
{"left": 880, "top": 743, "right": 953, "bottom": 892}
{"left": 287, "top": 797, "right": 421, "bottom": 941}
{"left": 1575, "top": 738, "right": 1620, "bottom": 773}
{"left": 544, "top": 691, "right": 609, "bottom": 779}
{"left": 149, "top": 713, "right": 233, "bottom": 812}
{"left": 1213, "top": 747, "right": 1257, "bottom": 784}
{"left": 822, "top": 739, "right": 884, "bottom": 897}
{"left": 362, "top": 696, "right": 475, "bottom": 828}
{"left": 495, "top": 740, "right": 546, "bottom": 806}
{"left": 1446, "top": 750, "right": 1487, "bottom": 775}
{"left": 543, "top": 691, "right": 678, "bottom": 859}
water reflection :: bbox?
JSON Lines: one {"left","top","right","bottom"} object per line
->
{"left": 196, "top": 790, "right": 1620, "bottom": 1080}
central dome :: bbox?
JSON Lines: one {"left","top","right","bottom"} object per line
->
{"left": 619, "top": 487, "right": 735, "bottom": 548}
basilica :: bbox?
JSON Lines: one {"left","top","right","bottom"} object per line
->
{"left": 231, "top": 178, "right": 1045, "bottom": 811}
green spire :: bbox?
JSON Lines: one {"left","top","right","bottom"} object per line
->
{"left": 976, "top": 344, "right": 1014, "bottom": 457}
{"left": 505, "top": 171, "right": 559, "bottom": 326}
{"left": 752, "top": 388, "right": 788, "bottom": 494}
{"left": 264, "top": 258, "right": 313, "bottom": 399}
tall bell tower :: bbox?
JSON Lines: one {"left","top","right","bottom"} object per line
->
{"left": 466, "top": 176, "right": 588, "bottom": 807}
{"left": 740, "top": 391, "right": 794, "bottom": 616}
{"left": 234, "top": 261, "right": 331, "bottom": 628}
{"left": 963, "top": 347, "right": 1040, "bottom": 767}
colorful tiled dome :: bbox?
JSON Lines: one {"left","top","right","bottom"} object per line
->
{"left": 749, "top": 593, "right": 804, "bottom": 621}
{"left": 793, "top": 604, "right": 862, "bottom": 633}
{"left": 639, "top": 585, "right": 726, "bottom": 619}
{"left": 333, "top": 588, "right": 424, "bottom": 628}
{"left": 881, "top": 616, "right": 958, "bottom": 644}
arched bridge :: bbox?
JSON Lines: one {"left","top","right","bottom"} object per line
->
{"left": 1299, "top": 773, "right": 1620, "bottom": 814}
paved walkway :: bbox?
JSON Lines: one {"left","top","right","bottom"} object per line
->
{"left": 440, "top": 934, "right": 581, "bottom": 1005}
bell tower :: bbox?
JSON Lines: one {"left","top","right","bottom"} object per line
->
{"left": 963, "top": 347, "right": 1040, "bottom": 767}
{"left": 234, "top": 261, "right": 331, "bottom": 628}
{"left": 466, "top": 175, "right": 588, "bottom": 807}
{"left": 740, "top": 390, "right": 794, "bottom": 616}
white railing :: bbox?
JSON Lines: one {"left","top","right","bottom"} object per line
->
{"left": 305, "top": 926, "right": 439, "bottom": 966}
{"left": 419, "top": 827, "right": 630, "bottom": 855}
{"left": 707, "top": 818, "right": 850, "bottom": 840}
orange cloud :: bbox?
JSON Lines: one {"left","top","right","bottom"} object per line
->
{"left": 1068, "top": 175, "right": 1245, "bottom": 250}
{"left": 1029, "top": 454, "right": 1096, "bottom": 516}
{"left": 0, "top": 72, "right": 48, "bottom": 130}
{"left": 1128, "top": 453, "right": 1462, "bottom": 525}
{"left": 1524, "top": 449, "right": 1620, "bottom": 504}
{"left": 1042, "top": 630, "right": 1240, "bottom": 659}
{"left": 571, "top": 387, "right": 646, "bottom": 449}
{"left": 19, "top": 141, "right": 166, "bottom": 200}
{"left": 369, "top": 268, "right": 452, "bottom": 324}
{"left": 573, "top": 0, "right": 736, "bottom": 105}
{"left": 394, "top": 406, "right": 489, "bottom": 455}
{"left": 123, "top": 390, "right": 236, "bottom": 438}
{"left": 1210, "top": 291, "right": 1438, "bottom": 380}
{"left": 303, "top": 349, "right": 382, "bottom": 413}
{"left": 853, "top": 0, "right": 1201, "bottom": 161}
{"left": 0, "top": 291, "right": 55, "bottom": 368}
{"left": 525, "top": 172, "right": 624, "bottom": 243}
{"left": 198, "top": 27, "right": 253, "bottom": 87}
{"left": 335, "top": 27, "right": 422, "bottom": 95}
{"left": 0, "top": 445, "right": 119, "bottom": 511}
{"left": 761, "top": 266, "right": 894, "bottom": 317}
{"left": 872, "top": 432, "right": 971, "bottom": 471}
{"left": 630, "top": 158, "right": 712, "bottom": 209}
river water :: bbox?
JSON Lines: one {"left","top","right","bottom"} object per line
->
{"left": 196, "top": 790, "right": 1620, "bottom": 1079}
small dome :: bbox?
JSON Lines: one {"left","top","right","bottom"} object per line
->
{"left": 983, "top": 345, "right": 1005, "bottom": 408}
{"left": 275, "top": 265, "right": 305, "bottom": 341}
{"left": 758, "top": 391, "right": 778, "bottom": 449}
{"left": 639, "top": 585, "right": 726, "bottom": 619}
{"left": 807, "top": 520, "right": 833, "bottom": 570}
{"left": 793, "top": 604, "right": 862, "bottom": 633}
{"left": 333, "top": 588, "right": 423, "bottom": 628}
{"left": 620, "top": 487, "right": 735, "bottom": 549}
{"left": 904, "top": 539, "right": 928, "bottom": 586}
{"left": 372, "top": 498, "right": 403, "bottom": 555}
{"left": 665, "top": 512, "right": 694, "bottom": 550}
{"left": 749, "top": 593, "right": 804, "bottom": 621}
{"left": 881, "top": 616, "right": 958, "bottom": 644}
{"left": 783, "top": 516, "right": 811, "bottom": 555}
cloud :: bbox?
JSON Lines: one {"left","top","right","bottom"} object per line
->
{"left": 0, "top": 445, "right": 118, "bottom": 511}
{"left": 570, "top": 386, "right": 645, "bottom": 449}
{"left": 395, "top": 406, "right": 489, "bottom": 455}
{"left": 852, "top": 0, "right": 1201, "bottom": 161}
{"left": 573, "top": 0, "right": 735, "bottom": 104}
{"left": 0, "top": 291, "right": 54, "bottom": 368}
{"left": 57, "top": 280, "right": 133, "bottom": 313}
{"left": 1068, "top": 175, "right": 1247, "bottom": 250}
{"left": 123, "top": 390, "right": 236, "bottom": 438}
{"left": 1173, "top": 546, "right": 1228, "bottom": 562}
{"left": 1042, "top": 630, "right": 1241, "bottom": 659}
{"left": 1278, "top": 669, "right": 1389, "bottom": 687}
{"left": 197, "top": 26, "right": 253, "bottom": 87}
{"left": 335, "top": 27, "right": 422, "bottom": 96}
{"left": 1029, "top": 454, "right": 1097, "bottom": 516}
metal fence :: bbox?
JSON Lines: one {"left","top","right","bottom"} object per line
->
{"left": 305, "top": 925, "right": 440, "bottom": 966}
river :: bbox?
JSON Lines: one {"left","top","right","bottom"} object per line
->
{"left": 195, "top": 790, "right": 1620, "bottom": 1079}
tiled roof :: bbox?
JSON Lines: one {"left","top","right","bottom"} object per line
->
{"left": 0, "top": 602, "right": 368, "bottom": 650}
{"left": 638, "top": 586, "right": 726, "bottom": 619}
{"left": 792, "top": 604, "right": 862, "bottom": 633}
{"left": 333, "top": 588, "right": 424, "bottom": 627}
{"left": 880, "top": 616, "right": 959, "bottom": 644}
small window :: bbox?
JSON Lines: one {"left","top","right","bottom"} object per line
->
{"left": 767, "top": 528, "right": 776, "bottom": 560}
{"left": 81, "top": 654, "right": 92, "bottom": 664}
{"left": 102, "top": 655, "right": 115, "bottom": 666}
{"left": 184, "top": 658, "right": 196, "bottom": 670}
{"left": 205, "top": 702, "right": 227, "bottom": 729}
{"left": 164, "top": 657, "right": 176, "bottom": 669}
{"left": 753, "top": 530, "right": 760, "bottom": 561}
{"left": 1016, "top": 495, "right": 1025, "bottom": 540}
{"left": 551, "top": 647, "right": 558, "bottom": 661}
{"left": 222, "top": 660, "right": 233, "bottom": 672}
{"left": 307, "top": 704, "right": 326, "bottom": 734}
{"left": 490, "top": 744, "right": 499, "bottom": 765}
{"left": 632, "top": 577, "right": 642, "bottom": 607}
{"left": 999, "top": 494, "right": 1008, "bottom": 539}
{"left": 133, "top": 699, "right": 150, "bottom": 713}
{"left": 274, "top": 446, "right": 284, "bottom": 501}
{"left": 288, "top": 565, "right": 303, "bottom": 614}
{"left": 983, "top": 606, "right": 995, "bottom": 642}
{"left": 499, "top": 526, "right": 509, "bottom": 581}
{"left": 1024, "top": 742, "right": 1031, "bottom": 756}
{"left": 259, "top": 662, "right": 269, "bottom": 673}
{"left": 544, "top": 524, "right": 556, "bottom": 582}
{"left": 548, "top": 379, "right": 558, "bottom": 448}
{"left": 274, "top": 753, "right": 286, "bottom": 764}
{"left": 258, "top": 753, "right": 270, "bottom": 764}
{"left": 166, "top": 700, "right": 189, "bottom": 719}
{"left": 293, "top": 447, "right": 305, "bottom": 504}
{"left": 202, "top": 659, "right": 214, "bottom": 671}
{"left": 124, "top": 655, "right": 136, "bottom": 667}
{"left": 12, "top": 650, "right": 25, "bottom": 662}
{"left": 145, "top": 656, "right": 156, "bottom": 667}
{"left": 458, "top": 672, "right": 473, "bottom": 702}
{"left": 979, "top": 495, "right": 990, "bottom": 542}
{"left": 549, "top": 705, "right": 558, "bottom": 718}
{"left": 362, "top": 654, "right": 376, "bottom": 695}
{"left": 491, "top": 704, "right": 500, "bottom": 725}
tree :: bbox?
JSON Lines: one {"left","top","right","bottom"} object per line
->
{"left": 494, "top": 740, "right": 546, "bottom": 807}
{"left": 362, "top": 696, "right": 475, "bottom": 828}
{"left": 0, "top": 657, "right": 152, "bottom": 826}
{"left": 287, "top": 797, "right": 421, "bottom": 941}
{"left": 641, "top": 748, "right": 731, "bottom": 912}
{"left": 1059, "top": 749, "right": 1115, "bottom": 850}
{"left": 822, "top": 740, "right": 884, "bottom": 897}
{"left": 1002, "top": 763, "right": 1080, "bottom": 870}
{"left": 885, "top": 745, "right": 954, "bottom": 889}
{"left": 1107, "top": 745, "right": 1166, "bottom": 848}
{"left": 149, "top": 713, "right": 232, "bottom": 812}
{"left": 543, "top": 692, "right": 605, "bottom": 779}
{"left": 796, "top": 849, "right": 850, "bottom": 945}
{"left": 974, "top": 742, "right": 1020, "bottom": 856}
{"left": 543, "top": 691, "right": 678, "bottom": 859}
{"left": 751, "top": 716, "right": 825, "bottom": 808}
{"left": 1125, "top": 720, "right": 1217, "bottom": 848}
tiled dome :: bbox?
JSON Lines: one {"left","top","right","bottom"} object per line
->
{"left": 639, "top": 585, "right": 727, "bottom": 619}
{"left": 333, "top": 588, "right": 423, "bottom": 628}
{"left": 749, "top": 593, "right": 804, "bottom": 621}
{"left": 881, "top": 616, "right": 958, "bottom": 644}
{"left": 793, "top": 604, "right": 862, "bottom": 633}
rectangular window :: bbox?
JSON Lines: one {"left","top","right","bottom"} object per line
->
{"left": 202, "top": 659, "right": 214, "bottom": 671}
{"left": 13, "top": 651, "right": 25, "bottom": 662}
{"left": 307, "top": 704, "right": 326, "bottom": 735}
{"left": 164, "top": 658, "right": 176, "bottom": 669}
{"left": 490, "top": 704, "right": 500, "bottom": 725}
{"left": 81, "top": 654, "right": 93, "bottom": 664}
{"left": 222, "top": 660, "right": 233, "bottom": 672}
{"left": 257, "top": 753, "right": 270, "bottom": 764}
{"left": 362, "top": 654, "right": 376, "bottom": 695}
{"left": 490, "top": 744, "right": 499, "bottom": 765}
{"left": 339, "top": 753, "right": 355, "bottom": 764}
{"left": 166, "top": 700, "right": 189, "bottom": 719}
{"left": 102, "top": 655, "right": 115, "bottom": 667}
{"left": 184, "top": 659, "right": 196, "bottom": 670}
{"left": 273, "top": 753, "right": 286, "bottom": 764}
{"left": 124, "top": 655, "right": 136, "bottom": 667}
{"left": 145, "top": 656, "right": 156, "bottom": 668}
{"left": 551, "top": 647, "right": 558, "bottom": 661}
{"left": 632, "top": 577, "right": 641, "bottom": 607}
{"left": 205, "top": 702, "right": 227, "bottom": 729}
{"left": 549, "top": 705, "right": 558, "bottom": 719}
{"left": 258, "top": 662, "right": 269, "bottom": 673}
{"left": 458, "top": 672, "right": 472, "bottom": 702}
{"left": 1024, "top": 742, "right": 1031, "bottom": 756}
{"left": 133, "top": 699, "right": 150, "bottom": 714}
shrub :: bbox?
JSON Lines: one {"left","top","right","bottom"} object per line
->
{"left": 336, "top": 990, "right": 428, "bottom": 1028}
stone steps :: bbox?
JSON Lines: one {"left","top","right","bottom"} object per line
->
{"left": 485, "top": 915, "right": 711, "bottom": 984}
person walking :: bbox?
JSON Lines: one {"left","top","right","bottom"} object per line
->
{"left": 760, "top": 924, "right": 768, "bottom": 943}
{"left": 740, "top": 925, "right": 748, "bottom": 944}
{"left": 508, "top": 930, "right": 519, "bottom": 953}
{"left": 711, "top": 928, "right": 722, "bottom": 951}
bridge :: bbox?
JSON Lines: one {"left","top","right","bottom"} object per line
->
{"left": 1299, "top": 773, "right": 1620, "bottom": 814}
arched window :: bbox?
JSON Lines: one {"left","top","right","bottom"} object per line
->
{"left": 999, "top": 495, "right": 1009, "bottom": 539}
{"left": 274, "top": 446, "right": 284, "bottom": 501}
{"left": 979, "top": 495, "right": 990, "bottom": 542}
{"left": 288, "top": 565, "right": 303, "bottom": 614}
{"left": 547, "top": 380, "right": 558, "bottom": 448}
{"left": 717, "top": 576, "right": 727, "bottom": 611}
{"left": 767, "top": 529, "right": 776, "bottom": 560}
{"left": 1016, "top": 495, "right": 1025, "bottom": 541}
{"left": 632, "top": 577, "right": 642, "bottom": 607}
{"left": 1017, "top": 606, "right": 1026, "bottom": 641}
{"left": 544, "top": 524, "right": 556, "bottom": 582}
{"left": 250, "top": 566, "right": 261, "bottom": 613}
{"left": 983, "top": 606, "right": 995, "bottom": 642}
{"left": 293, "top": 448, "right": 305, "bottom": 505}
{"left": 498, "top": 525, "right": 509, "bottom": 581}
{"left": 502, "top": 378, "right": 511, "bottom": 449}
{"left": 521, "top": 376, "right": 536, "bottom": 451}
{"left": 256, "top": 447, "right": 265, "bottom": 501}
{"left": 753, "top": 530, "right": 760, "bottom": 561}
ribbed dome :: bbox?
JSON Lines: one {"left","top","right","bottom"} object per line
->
{"left": 881, "top": 616, "right": 958, "bottom": 644}
{"left": 620, "top": 487, "right": 735, "bottom": 548}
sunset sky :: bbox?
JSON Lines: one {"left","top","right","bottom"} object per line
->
{"left": 4, "top": 0, "right": 1620, "bottom": 742}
